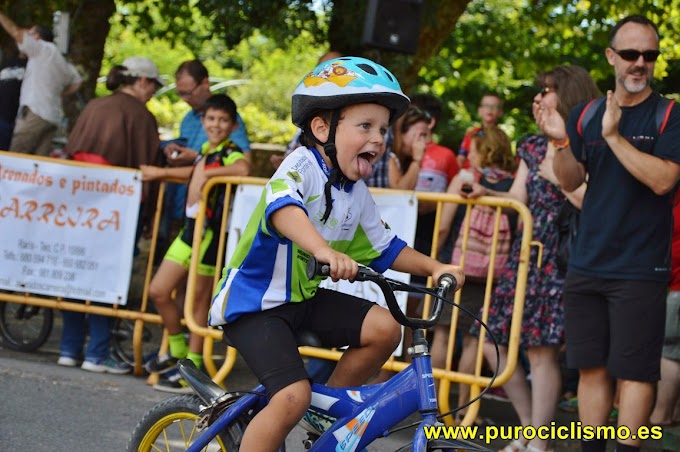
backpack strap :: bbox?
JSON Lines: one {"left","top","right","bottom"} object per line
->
{"left": 576, "top": 97, "right": 606, "bottom": 137}
{"left": 657, "top": 97, "right": 675, "bottom": 134}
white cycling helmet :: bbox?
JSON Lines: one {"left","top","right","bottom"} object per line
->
{"left": 291, "top": 56, "right": 410, "bottom": 127}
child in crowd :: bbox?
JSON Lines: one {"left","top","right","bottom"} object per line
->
{"left": 208, "top": 56, "right": 464, "bottom": 451}
{"left": 141, "top": 94, "right": 249, "bottom": 393}
{"left": 436, "top": 125, "right": 517, "bottom": 422}
{"left": 457, "top": 93, "right": 504, "bottom": 168}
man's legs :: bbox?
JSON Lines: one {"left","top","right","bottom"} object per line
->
{"left": 578, "top": 366, "right": 614, "bottom": 426}
{"left": 10, "top": 107, "right": 57, "bottom": 156}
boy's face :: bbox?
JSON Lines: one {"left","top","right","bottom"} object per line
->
{"left": 201, "top": 109, "right": 237, "bottom": 145}
{"left": 477, "top": 95, "right": 503, "bottom": 126}
{"left": 323, "top": 103, "right": 389, "bottom": 181}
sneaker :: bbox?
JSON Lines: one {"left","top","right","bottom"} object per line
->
{"left": 558, "top": 396, "right": 578, "bottom": 413}
{"left": 57, "top": 356, "right": 79, "bottom": 367}
{"left": 152, "top": 370, "right": 193, "bottom": 394}
{"left": 298, "top": 409, "right": 336, "bottom": 435}
{"left": 81, "top": 357, "right": 132, "bottom": 374}
{"left": 144, "top": 353, "right": 179, "bottom": 375}
{"left": 482, "top": 387, "right": 510, "bottom": 403}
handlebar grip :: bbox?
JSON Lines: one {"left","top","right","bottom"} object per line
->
{"left": 306, "top": 256, "right": 330, "bottom": 279}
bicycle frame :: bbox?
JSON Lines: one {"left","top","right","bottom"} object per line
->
{"left": 187, "top": 329, "right": 439, "bottom": 452}
{"left": 181, "top": 260, "right": 488, "bottom": 451}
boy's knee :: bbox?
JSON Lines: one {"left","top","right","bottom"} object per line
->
{"left": 368, "top": 315, "right": 401, "bottom": 351}
{"left": 148, "top": 282, "right": 170, "bottom": 305}
{"left": 271, "top": 379, "right": 311, "bottom": 422}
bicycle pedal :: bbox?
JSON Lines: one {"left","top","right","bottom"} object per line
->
{"left": 302, "top": 432, "right": 319, "bottom": 450}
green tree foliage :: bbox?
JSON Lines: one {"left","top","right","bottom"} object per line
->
{"left": 3, "top": 0, "right": 677, "bottom": 150}
{"left": 416, "top": 0, "right": 680, "bottom": 149}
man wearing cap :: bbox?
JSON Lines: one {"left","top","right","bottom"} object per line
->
{"left": 0, "top": 10, "right": 81, "bottom": 156}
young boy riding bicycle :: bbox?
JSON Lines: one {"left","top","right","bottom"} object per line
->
{"left": 208, "top": 57, "right": 464, "bottom": 451}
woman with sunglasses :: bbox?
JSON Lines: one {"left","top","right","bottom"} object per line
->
{"left": 463, "top": 65, "right": 599, "bottom": 452}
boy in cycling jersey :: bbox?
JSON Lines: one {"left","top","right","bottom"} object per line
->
{"left": 140, "top": 94, "right": 250, "bottom": 392}
{"left": 208, "top": 57, "right": 464, "bottom": 451}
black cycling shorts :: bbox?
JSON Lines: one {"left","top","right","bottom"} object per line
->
{"left": 222, "top": 288, "right": 375, "bottom": 398}
{"left": 563, "top": 273, "right": 666, "bottom": 382}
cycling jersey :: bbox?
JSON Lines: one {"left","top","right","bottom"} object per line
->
{"left": 209, "top": 146, "right": 407, "bottom": 325}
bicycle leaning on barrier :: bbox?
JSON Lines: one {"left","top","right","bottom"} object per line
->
{"left": 127, "top": 257, "right": 500, "bottom": 451}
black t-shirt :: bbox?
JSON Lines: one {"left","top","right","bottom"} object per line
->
{"left": 0, "top": 56, "right": 27, "bottom": 123}
{"left": 566, "top": 93, "right": 680, "bottom": 281}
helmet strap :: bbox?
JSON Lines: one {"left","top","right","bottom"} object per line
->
{"left": 319, "top": 109, "right": 347, "bottom": 224}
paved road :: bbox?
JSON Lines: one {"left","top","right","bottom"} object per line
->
{"left": 0, "top": 313, "right": 671, "bottom": 451}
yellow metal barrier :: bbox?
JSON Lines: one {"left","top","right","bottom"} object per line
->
{"left": 0, "top": 154, "right": 535, "bottom": 419}
{"left": 184, "top": 176, "right": 535, "bottom": 426}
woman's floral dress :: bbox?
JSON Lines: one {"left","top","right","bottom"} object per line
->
{"left": 470, "top": 134, "right": 567, "bottom": 347}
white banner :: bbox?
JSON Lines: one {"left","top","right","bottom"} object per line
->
{"left": 226, "top": 184, "right": 418, "bottom": 355}
{"left": 0, "top": 152, "right": 141, "bottom": 305}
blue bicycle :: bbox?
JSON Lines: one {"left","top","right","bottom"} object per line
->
{"left": 127, "top": 258, "right": 497, "bottom": 451}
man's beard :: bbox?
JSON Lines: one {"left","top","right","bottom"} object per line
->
{"left": 620, "top": 67, "right": 651, "bottom": 94}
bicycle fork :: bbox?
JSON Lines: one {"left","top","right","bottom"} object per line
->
{"left": 410, "top": 328, "right": 439, "bottom": 451}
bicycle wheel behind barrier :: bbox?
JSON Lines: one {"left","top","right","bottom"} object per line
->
{"left": 111, "top": 317, "right": 163, "bottom": 368}
{"left": 0, "top": 302, "right": 54, "bottom": 352}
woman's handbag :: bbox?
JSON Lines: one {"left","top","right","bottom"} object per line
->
{"left": 556, "top": 201, "right": 580, "bottom": 274}
{"left": 451, "top": 205, "right": 511, "bottom": 281}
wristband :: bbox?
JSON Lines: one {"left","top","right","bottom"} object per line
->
{"left": 550, "top": 137, "right": 570, "bottom": 150}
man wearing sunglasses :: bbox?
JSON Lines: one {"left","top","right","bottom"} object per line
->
{"left": 545, "top": 15, "right": 680, "bottom": 452}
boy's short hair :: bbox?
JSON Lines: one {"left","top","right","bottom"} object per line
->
{"left": 203, "top": 94, "right": 238, "bottom": 121}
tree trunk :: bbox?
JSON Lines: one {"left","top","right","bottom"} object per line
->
{"left": 62, "top": 0, "right": 116, "bottom": 126}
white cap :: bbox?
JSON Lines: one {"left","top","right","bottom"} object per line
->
{"left": 121, "top": 56, "right": 166, "bottom": 86}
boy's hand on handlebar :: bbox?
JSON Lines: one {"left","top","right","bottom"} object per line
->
{"left": 434, "top": 264, "right": 465, "bottom": 292}
{"left": 314, "top": 248, "right": 358, "bottom": 283}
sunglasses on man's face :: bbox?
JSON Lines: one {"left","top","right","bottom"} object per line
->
{"left": 611, "top": 48, "right": 660, "bottom": 62}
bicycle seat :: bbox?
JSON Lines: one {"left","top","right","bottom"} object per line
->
{"left": 222, "top": 329, "right": 322, "bottom": 348}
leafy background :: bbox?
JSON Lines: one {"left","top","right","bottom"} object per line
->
{"left": 1, "top": 0, "right": 677, "bottom": 153}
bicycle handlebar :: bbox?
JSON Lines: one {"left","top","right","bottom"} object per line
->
{"left": 306, "top": 257, "right": 457, "bottom": 330}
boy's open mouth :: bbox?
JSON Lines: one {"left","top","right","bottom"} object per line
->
{"left": 357, "top": 151, "right": 377, "bottom": 178}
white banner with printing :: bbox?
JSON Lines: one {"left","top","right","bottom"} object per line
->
{"left": 226, "top": 184, "right": 418, "bottom": 355}
{"left": 0, "top": 152, "right": 141, "bottom": 305}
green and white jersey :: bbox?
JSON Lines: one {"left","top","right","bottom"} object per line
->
{"left": 209, "top": 146, "right": 406, "bottom": 325}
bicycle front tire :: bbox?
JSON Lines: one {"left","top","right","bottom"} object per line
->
{"left": 127, "top": 394, "right": 251, "bottom": 451}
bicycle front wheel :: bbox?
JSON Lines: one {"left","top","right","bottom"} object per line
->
{"left": 0, "top": 303, "right": 53, "bottom": 352}
{"left": 127, "top": 394, "right": 251, "bottom": 451}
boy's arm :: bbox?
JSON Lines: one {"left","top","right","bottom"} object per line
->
{"left": 140, "top": 164, "right": 192, "bottom": 182}
{"left": 203, "top": 158, "right": 250, "bottom": 178}
{"left": 271, "top": 205, "right": 358, "bottom": 282}
{"left": 391, "top": 246, "right": 464, "bottom": 292}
